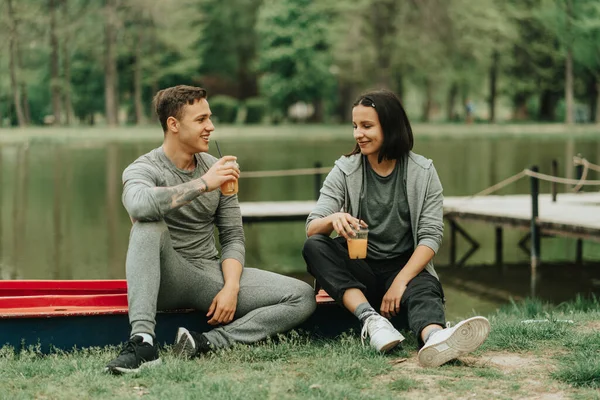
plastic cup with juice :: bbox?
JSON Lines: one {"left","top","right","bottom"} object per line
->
{"left": 220, "top": 160, "right": 239, "bottom": 196}
{"left": 347, "top": 227, "right": 368, "bottom": 259}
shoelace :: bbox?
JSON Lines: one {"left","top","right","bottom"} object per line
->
{"left": 360, "top": 316, "right": 392, "bottom": 346}
{"left": 119, "top": 339, "right": 141, "bottom": 358}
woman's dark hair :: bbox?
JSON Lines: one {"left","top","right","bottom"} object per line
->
{"left": 347, "top": 90, "right": 414, "bottom": 163}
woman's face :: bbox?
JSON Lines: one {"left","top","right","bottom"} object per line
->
{"left": 352, "top": 105, "right": 384, "bottom": 158}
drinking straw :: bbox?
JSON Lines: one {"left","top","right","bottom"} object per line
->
{"left": 215, "top": 141, "right": 223, "bottom": 158}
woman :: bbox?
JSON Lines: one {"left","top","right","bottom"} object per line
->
{"left": 303, "top": 90, "right": 489, "bottom": 367}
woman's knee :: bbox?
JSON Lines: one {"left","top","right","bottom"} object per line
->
{"left": 302, "top": 234, "right": 332, "bottom": 259}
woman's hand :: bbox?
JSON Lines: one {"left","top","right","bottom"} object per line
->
{"left": 329, "top": 213, "right": 367, "bottom": 239}
{"left": 380, "top": 280, "right": 407, "bottom": 319}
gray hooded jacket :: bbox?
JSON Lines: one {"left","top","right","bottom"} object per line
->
{"left": 306, "top": 152, "right": 444, "bottom": 279}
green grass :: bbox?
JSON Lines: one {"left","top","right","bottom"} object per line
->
{"left": 1, "top": 296, "right": 599, "bottom": 399}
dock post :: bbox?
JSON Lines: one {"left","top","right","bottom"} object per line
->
{"left": 495, "top": 226, "right": 503, "bottom": 266}
{"left": 575, "top": 154, "right": 583, "bottom": 193}
{"left": 551, "top": 160, "right": 558, "bottom": 202}
{"left": 530, "top": 165, "right": 540, "bottom": 270}
{"left": 449, "top": 220, "right": 457, "bottom": 266}
{"left": 314, "top": 162, "right": 322, "bottom": 200}
{"left": 576, "top": 239, "right": 583, "bottom": 265}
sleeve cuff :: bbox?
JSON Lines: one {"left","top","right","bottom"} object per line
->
{"left": 221, "top": 248, "right": 245, "bottom": 268}
{"left": 418, "top": 239, "right": 440, "bottom": 254}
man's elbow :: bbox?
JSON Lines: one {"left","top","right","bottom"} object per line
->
{"left": 126, "top": 204, "right": 160, "bottom": 222}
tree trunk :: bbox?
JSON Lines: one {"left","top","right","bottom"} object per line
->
{"left": 488, "top": 50, "right": 499, "bottom": 122}
{"left": 133, "top": 27, "right": 146, "bottom": 125}
{"left": 371, "top": 0, "right": 396, "bottom": 90}
{"left": 513, "top": 93, "right": 528, "bottom": 120}
{"left": 7, "top": 0, "right": 26, "bottom": 127}
{"left": 49, "top": 0, "right": 62, "bottom": 125}
{"left": 447, "top": 83, "right": 458, "bottom": 121}
{"left": 21, "top": 84, "right": 31, "bottom": 125}
{"left": 62, "top": 0, "right": 74, "bottom": 125}
{"left": 539, "top": 90, "right": 558, "bottom": 121}
{"left": 310, "top": 99, "right": 324, "bottom": 123}
{"left": 421, "top": 78, "right": 433, "bottom": 122}
{"left": 104, "top": 0, "right": 119, "bottom": 127}
{"left": 16, "top": 38, "right": 31, "bottom": 124}
{"left": 238, "top": 54, "right": 258, "bottom": 100}
{"left": 596, "top": 79, "right": 600, "bottom": 124}
{"left": 393, "top": 70, "right": 404, "bottom": 102}
{"left": 565, "top": 0, "right": 574, "bottom": 124}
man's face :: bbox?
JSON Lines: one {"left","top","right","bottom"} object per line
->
{"left": 175, "top": 98, "right": 215, "bottom": 153}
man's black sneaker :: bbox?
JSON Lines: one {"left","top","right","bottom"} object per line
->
{"left": 104, "top": 335, "right": 161, "bottom": 374}
{"left": 173, "top": 327, "right": 213, "bottom": 358}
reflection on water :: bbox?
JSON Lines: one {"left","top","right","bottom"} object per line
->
{"left": 1, "top": 135, "right": 599, "bottom": 316}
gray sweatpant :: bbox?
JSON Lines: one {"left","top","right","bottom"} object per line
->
{"left": 126, "top": 221, "right": 316, "bottom": 348}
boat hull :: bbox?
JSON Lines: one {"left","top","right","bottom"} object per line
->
{"left": 0, "top": 280, "right": 358, "bottom": 352}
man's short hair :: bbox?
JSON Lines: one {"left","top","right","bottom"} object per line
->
{"left": 153, "top": 85, "right": 207, "bottom": 132}
{"left": 347, "top": 90, "right": 414, "bottom": 163}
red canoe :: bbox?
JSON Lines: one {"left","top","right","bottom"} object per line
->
{"left": 0, "top": 280, "right": 354, "bottom": 352}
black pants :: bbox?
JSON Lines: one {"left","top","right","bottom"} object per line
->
{"left": 302, "top": 234, "right": 446, "bottom": 346}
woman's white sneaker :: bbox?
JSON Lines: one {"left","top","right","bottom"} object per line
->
{"left": 418, "top": 316, "right": 490, "bottom": 367}
{"left": 360, "top": 314, "right": 405, "bottom": 352}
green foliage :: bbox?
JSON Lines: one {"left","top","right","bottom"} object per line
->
{"left": 557, "top": 293, "right": 600, "bottom": 313}
{"left": 209, "top": 95, "right": 239, "bottom": 123}
{"left": 256, "top": 0, "right": 336, "bottom": 115}
{"left": 1, "top": 298, "right": 600, "bottom": 399}
{"left": 244, "top": 97, "right": 268, "bottom": 124}
{"left": 1, "top": 0, "right": 600, "bottom": 125}
{"left": 194, "top": 0, "right": 262, "bottom": 99}
{"left": 481, "top": 317, "right": 570, "bottom": 352}
{"left": 388, "top": 376, "right": 421, "bottom": 391}
{"left": 553, "top": 343, "right": 600, "bottom": 388}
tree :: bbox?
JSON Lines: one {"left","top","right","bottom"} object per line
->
{"left": 104, "top": 0, "right": 119, "bottom": 126}
{"left": 195, "top": 0, "right": 262, "bottom": 100}
{"left": 6, "top": 0, "right": 27, "bottom": 127}
{"left": 49, "top": 0, "right": 62, "bottom": 124}
{"left": 569, "top": 0, "right": 600, "bottom": 123}
{"left": 256, "top": 0, "right": 336, "bottom": 121}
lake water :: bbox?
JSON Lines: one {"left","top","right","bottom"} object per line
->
{"left": 1, "top": 132, "right": 599, "bottom": 319}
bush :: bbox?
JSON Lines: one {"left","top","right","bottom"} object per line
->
{"left": 244, "top": 97, "right": 268, "bottom": 124}
{"left": 209, "top": 95, "right": 239, "bottom": 123}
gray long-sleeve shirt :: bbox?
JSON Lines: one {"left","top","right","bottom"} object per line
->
{"left": 122, "top": 146, "right": 245, "bottom": 267}
{"left": 306, "top": 152, "right": 444, "bottom": 279}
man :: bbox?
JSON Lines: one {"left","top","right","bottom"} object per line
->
{"left": 105, "top": 85, "right": 316, "bottom": 374}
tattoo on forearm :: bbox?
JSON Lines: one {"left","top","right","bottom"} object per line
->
{"left": 152, "top": 179, "right": 206, "bottom": 211}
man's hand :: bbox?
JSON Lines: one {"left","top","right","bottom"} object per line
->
{"left": 380, "top": 280, "right": 407, "bottom": 319}
{"left": 201, "top": 156, "right": 240, "bottom": 192}
{"left": 206, "top": 286, "right": 239, "bottom": 325}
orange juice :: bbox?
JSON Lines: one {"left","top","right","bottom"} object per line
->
{"left": 347, "top": 238, "right": 368, "bottom": 259}
{"left": 220, "top": 159, "right": 239, "bottom": 196}
{"left": 221, "top": 179, "right": 238, "bottom": 196}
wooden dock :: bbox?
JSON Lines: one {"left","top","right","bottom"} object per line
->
{"left": 239, "top": 191, "right": 600, "bottom": 266}
{"left": 240, "top": 201, "right": 316, "bottom": 223}
{"left": 241, "top": 193, "right": 600, "bottom": 236}
{"left": 444, "top": 192, "right": 600, "bottom": 241}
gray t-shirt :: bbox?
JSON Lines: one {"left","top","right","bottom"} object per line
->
{"left": 121, "top": 147, "right": 245, "bottom": 266}
{"left": 359, "top": 158, "right": 413, "bottom": 260}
